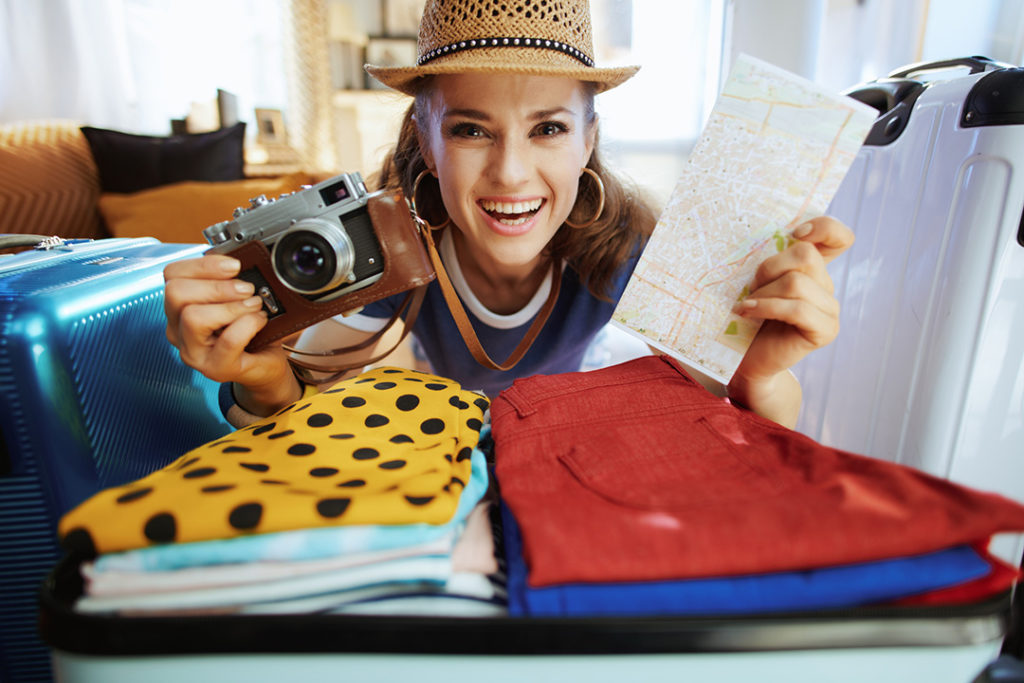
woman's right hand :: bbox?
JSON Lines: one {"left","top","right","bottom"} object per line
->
{"left": 163, "top": 254, "right": 300, "bottom": 415}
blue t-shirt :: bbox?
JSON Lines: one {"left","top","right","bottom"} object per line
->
{"left": 356, "top": 243, "right": 642, "bottom": 397}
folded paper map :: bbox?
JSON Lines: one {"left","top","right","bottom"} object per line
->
{"left": 612, "top": 54, "right": 877, "bottom": 384}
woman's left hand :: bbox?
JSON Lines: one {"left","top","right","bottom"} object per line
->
{"left": 727, "top": 216, "right": 854, "bottom": 425}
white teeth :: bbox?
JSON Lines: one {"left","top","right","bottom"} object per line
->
{"left": 480, "top": 198, "right": 543, "bottom": 214}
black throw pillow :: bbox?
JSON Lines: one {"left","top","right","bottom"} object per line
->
{"left": 80, "top": 122, "right": 247, "bottom": 193}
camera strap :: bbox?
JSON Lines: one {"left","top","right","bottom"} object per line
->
{"left": 284, "top": 284, "right": 428, "bottom": 386}
{"left": 419, "top": 225, "right": 561, "bottom": 372}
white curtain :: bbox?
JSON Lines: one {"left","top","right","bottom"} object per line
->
{"left": 0, "top": 0, "right": 288, "bottom": 135}
{"left": 0, "top": 0, "right": 137, "bottom": 127}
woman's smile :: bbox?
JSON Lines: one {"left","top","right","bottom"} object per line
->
{"left": 477, "top": 197, "right": 546, "bottom": 235}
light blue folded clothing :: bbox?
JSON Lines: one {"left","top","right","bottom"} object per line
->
{"left": 93, "top": 444, "right": 489, "bottom": 573}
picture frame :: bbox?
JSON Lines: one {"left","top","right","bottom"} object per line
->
{"left": 364, "top": 37, "right": 418, "bottom": 90}
{"left": 254, "top": 108, "right": 287, "bottom": 145}
{"left": 383, "top": 0, "right": 424, "bottom": 37}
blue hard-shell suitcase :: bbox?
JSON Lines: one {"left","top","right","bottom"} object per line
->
{"left": 0, "top": 236, "right": 231, "bottom": 682}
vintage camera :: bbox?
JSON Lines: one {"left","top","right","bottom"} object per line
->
{"left": 203, "top": 172, "right": 385, "bottom": 311}
{"left": 202, "top": 172, "right": 435, "bottom": 353}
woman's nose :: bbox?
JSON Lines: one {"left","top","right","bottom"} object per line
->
{"left": 488, "top": 140, "right": 530, "bottom": 188}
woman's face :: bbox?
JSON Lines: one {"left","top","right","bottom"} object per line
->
{"left": 418, "top": 73, "right": 596, "bottom": 276}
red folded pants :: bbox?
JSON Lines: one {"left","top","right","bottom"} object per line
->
{"left": 492, "top": 355, "right": 1024, "bottom": 587}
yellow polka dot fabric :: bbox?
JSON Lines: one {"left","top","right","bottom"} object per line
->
{"left": 59, "top": 367, "right": 490, "bottom": 556}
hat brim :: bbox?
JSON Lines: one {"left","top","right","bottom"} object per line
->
{"left": 366, "top": 57, "right": 640, "bottom": 96}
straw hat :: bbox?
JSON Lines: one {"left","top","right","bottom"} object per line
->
{"left": 366, "top": 0, "right": 640, "bottom": 95}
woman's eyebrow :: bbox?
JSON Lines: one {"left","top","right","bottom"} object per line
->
{"left": 442, "top": 108, "right": 490, "bottom": 121}
{"left": 441, "top": 106, "right": 576, "bottom": 121}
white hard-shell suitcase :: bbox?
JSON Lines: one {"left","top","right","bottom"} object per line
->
{"left": 793, "top": 57, "right": 1024, "bottom": 563}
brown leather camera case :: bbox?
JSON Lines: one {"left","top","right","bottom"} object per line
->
{"left": 226, "top": 190, "right": 436, "bottom": 351}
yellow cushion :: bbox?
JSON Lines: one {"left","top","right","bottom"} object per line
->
{"left": 98, "top": 172, "right": 312, "bottom": 243}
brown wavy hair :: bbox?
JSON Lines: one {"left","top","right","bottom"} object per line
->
{"left": 372, "top": 79, "right": 657, "bottom": 301}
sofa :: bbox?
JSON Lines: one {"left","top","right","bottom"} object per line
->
{"left": 0, "top": 119, "right": 320, "bottom": 247}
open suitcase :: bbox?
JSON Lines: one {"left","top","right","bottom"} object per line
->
{"left": 0, "top": 236, "right": 231, "bottom": 682}
{"left": 792, "top": 56, "right": 1024, "bottom": 565}
{"left": 25, "top": 58, "right": 1024, "bottom": 680}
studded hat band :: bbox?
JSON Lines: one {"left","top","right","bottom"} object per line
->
{"left": 417, "top": 36, "right": 595, "bottom": 68}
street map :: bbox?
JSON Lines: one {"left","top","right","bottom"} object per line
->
{"left": 612, "top": 54, "right": 877, "bottom": 384}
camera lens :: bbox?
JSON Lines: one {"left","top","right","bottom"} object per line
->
{"left": 272, "top": 219, "right": 355, "bottom": 295}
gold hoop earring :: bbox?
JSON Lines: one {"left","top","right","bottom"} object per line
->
{"left": 410, "top": 169, "right": 451, "bottom": 231}
{"left": 565, "top": 167, "right": 606, "bottom": 230}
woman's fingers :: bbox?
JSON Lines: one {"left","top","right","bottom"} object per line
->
{"left": 791, "top": 216, "right": 855, "bottom": 264}
{"left": 740, "top": 270, "right": 839, "bottom": 345}
{"left": 753, "top": 240, "right": 832, "bottom": 294}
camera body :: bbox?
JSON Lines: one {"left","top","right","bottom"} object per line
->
{"left": 204, "top": 172, "right": 384, "bottom": 306}
{"left": 202, "top": 172, "right": 435, "bottom": 351}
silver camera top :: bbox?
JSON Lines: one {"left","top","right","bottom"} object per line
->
{"left": 202, "top": 172, "right": 369, "bottom": 249}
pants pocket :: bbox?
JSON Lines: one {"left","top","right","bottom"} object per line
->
{"left": 557, "top": 413, "right": 784, "bottom": 510}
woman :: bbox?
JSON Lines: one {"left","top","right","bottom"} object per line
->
{"left": 164, "top": 0, "right": 851, "bottom": 429}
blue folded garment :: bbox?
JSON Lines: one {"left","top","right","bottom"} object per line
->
{"left": 500, "top": 503, "right": 991, "bottom": 617}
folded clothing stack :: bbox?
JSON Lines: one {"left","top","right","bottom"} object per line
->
{"left": 491, "top": 355, "right": 1024, "bottom": 617}
{"left": 58, "top": 366, "right": 506, "bottom": 617}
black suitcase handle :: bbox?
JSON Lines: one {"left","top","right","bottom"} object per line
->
{"left": 888, "top": 55, "right": 1005, "bottom": 79}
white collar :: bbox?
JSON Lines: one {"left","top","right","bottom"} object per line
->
{"left": 439, "top": 229, "right": 562, "bottom": 330}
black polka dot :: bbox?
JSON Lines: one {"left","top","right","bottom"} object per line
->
{"left": 373, "top": 381, "right": 397, "bottom": 390}
{"left": 395, "top": 394, "right": 420, "bottom": 411}
{"left": 324, "top": 387, "right": 345, "bottom": 394}
{"left": 228, "top": 503, "right": 263, "bottom": 530}
{"left": 382, "top": 369, "right": 403, "bottom": 373}
{"left": 206, "top": 440, "right": 233, "bottom": 449}
{"left": 420, "top": 418, "right": 446, "bottom": 434}
{"left": 288, "top": 443, "right": 316, "bottom": 456}
{"left": 456, "top": 447, "right": 473, "bottom": 462}
{"left": 365, "top": 414, "right": 389, "bottom": 428}
{"left": 316, "top": 498, "right": 351, "bottom": 518}
{"left": 379, "top": 459, "right": 406, "bottom": 470}
{"left": 338, "top": 479, "right": 366, "bottom": 488}
{"left": 222, "top": 446, "right": 252, "bottom": 453}
{"left": 239, "top": 462, "right": 270, "bottom": 472}
{"left": 183, "top": 467, "right": 216, "bottom": 479}
{"left": 355, "top": 377, "right": 375, "bottom": 384}
{"left": 116, "top": 487, "right": 153, "bottom": 503}
{"left": 444, "top": 453, "right": 453, "bottom": 462}
{"left": 330, "top": 433, "right": 355, "bottom": 439}
{"left": 275, "top": 403, "right": 296, "bottom": 415}
{"left": 201, "top": 484, "right": 236, "bottom": 493}
{"left": 474, "top": 398, "right": 489, "bottom": 411}
{"left": 176, "top": 457, "right": 200, "bottom": 470}
{"left": 61, "top": 527, "right": 97, "bottom": 557}
{"left": 449, "top": 396, "right": 470, "bottom": 409}
{"left": 404, "top": 377, "right": 423, "bottom": 382}
{"left": 267, "top": 430, "right": 295, "bottom": 440}
{"left": 342, "top": 396, "right": 366, "bottom": 408}
{"left": 310, "top": 467, "right": 339, "bottom": 477}
{"left": 425, "top": 383, "right": 447, "bottom": 391}
{"left": 466, "top": 418, "right": 483, "bottom": 431}
{"left": 307, "top": 413, "right": 333, "bottom": 427}
{"left": 260, "top": 479, "right": 287, "bottom": 485}
{"left": 352, "top": 447, "right": 379, "bottom": 460}
{"left": 449, "top": 476, "right": 466, "bottom": 489}
{"left": 294, "top": 402, "right": 312, "bottom": 412}
{"left": 252, "top": 422, "right": 277, "bottom": 436}
{"left": 404, "top": 495, "right": 435, "bottom": 506}
{"left": 144, "top": 513, "right": 177, "bottom": 543}
{"left": 389, "top": 434, "right": 414, "bottom": 444}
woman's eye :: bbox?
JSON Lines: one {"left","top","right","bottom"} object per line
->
{"left": 534, "top": 121, "right": 569, "bottom": 136}
{"left": 449, "top": 123, "right": 485, "bottom": 138}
